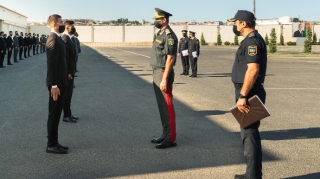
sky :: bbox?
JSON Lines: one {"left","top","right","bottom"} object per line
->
{"left": 1, "top": 0, "right": 320, "bottom": 22}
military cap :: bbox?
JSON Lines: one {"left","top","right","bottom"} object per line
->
{"left": 153, "top": 8, "right": 172, "bottom": 19}
{"left": 189, "top": 31, "right": 196, "bottom": 35}
{"left": 228, "top": 10, "right": 256, "bottom": 22}
{"left": 182, "top": 30, "right": 187, "bottom": 33}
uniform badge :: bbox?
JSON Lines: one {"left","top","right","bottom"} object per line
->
{"left": 248, "top": 45, "right": 257, "bottom": 56}
{"left": 168, "top": 38, "right": 174, "bottom": 46}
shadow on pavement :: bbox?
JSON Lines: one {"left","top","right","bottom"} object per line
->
{"left": 283, "top": 172, "right": 320, "bottom": 179}
{"left": 261, "top": 128, "right": 320, "bottom": 140}
{"left": 0, "top": 46, "right": 278, "bottom": 179}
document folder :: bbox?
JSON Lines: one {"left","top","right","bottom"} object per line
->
{"left": 230, "top": 95, "right": 270, "bottom": 128}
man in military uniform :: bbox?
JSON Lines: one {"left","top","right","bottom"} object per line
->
{"left": 177, "top": 30, "right": 189, "bottom": 75}
{"left": 228, "top": 10, "right": 267, "bottom": 179}
{"left": 150, "top": 8, "right": 178, "bottom": 149}
{"left": 188, "top": 31, "right": 200, "bottom": 77}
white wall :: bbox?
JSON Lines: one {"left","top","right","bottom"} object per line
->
{"left": 256, "top": 25, "right": 280, "bottom": 43}
{"left": 29, "top": 26, "right": 50, "bottom": 35}
{"left": 125, "top": 26, "right": 153, "bottom": 42}
{"left": 76, "top": 26, "right": 91, "bottom": 42}
{"left": 314, "top": 25, "right": 320, "bottom": 43}
{"left": 188, "top": 25, "right": 217, "bottom": 42}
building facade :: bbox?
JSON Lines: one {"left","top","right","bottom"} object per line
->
{"left": 0, "top": 5, "right": 28, "bottom": 33}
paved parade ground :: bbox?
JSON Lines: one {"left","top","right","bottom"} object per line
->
{"left": 0, "top": 45, "right": 319, "bottom": 179}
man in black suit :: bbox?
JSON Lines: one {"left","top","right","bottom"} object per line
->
{"left": 0, "top": 31, "right": 5, "bottom": 68}
{"left": 61, "top": 20, "right": 78, "bottom": 123}
{"left": 293, "top": 24, "right": 305, "bottom": 37}
{"left": 46, "top": 14, "right": 68, "bottom": 154}
{"left": 24, "top": 33, "right": 29, "bottom": 58}
{"left": 18, "top": 32, "right": 24, "bottom": 60}
{"left": 32, "top": 33, "right": 37, "bottom": 55}
{"left": 28, "top": 33, "right": 32, "bottom": 57}
{"left": 6, "top": 31, "right": 13, "bottom": 65}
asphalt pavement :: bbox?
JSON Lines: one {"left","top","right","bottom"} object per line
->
{"left": 0, "top": 46, "right": 319, "bottom": 179}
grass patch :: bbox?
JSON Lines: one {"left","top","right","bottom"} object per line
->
{"left": 268, "top": 52, "right": 320, "bottom": 57}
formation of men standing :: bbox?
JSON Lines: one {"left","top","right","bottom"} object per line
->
{"left": 178, "top": 30, "right": 200, "bottom": 77}
{"left": 0, "top": 30, "right": 49, "bottom": 68}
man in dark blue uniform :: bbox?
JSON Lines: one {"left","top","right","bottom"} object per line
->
{"left": 177, "top": 30, "right": 189, "bottom": 75}
{"left": 188, "top": 31, "right": 200, "bottom": 77}
{"left": 228, "top": 10, "right": 267, "bottom": 179}
{"left": 150, "top": 8, "right": 178, "bottom": 149}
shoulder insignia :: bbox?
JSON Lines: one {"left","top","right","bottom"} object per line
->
{"left": 248, "top": 45, "right": 257, "bottom": 56}
{"left": 155, "top": 39, "right": 162, "bottom": 44}
{"left": 165, "top": 29, "right": 171, "bottom": 35}
{"left": 248, "top": 32, "right": 255, "bottom": 38}
{"left": 168, "top": 38, "right": 174, "bottom": 46}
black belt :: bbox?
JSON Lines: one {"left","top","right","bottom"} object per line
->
{"left": 234, "top": 83, "right": 263, "bottom": 89}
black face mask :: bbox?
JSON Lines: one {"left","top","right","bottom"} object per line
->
{"left": 15, "top": 33, "right": 18, "bottom": 36}
{"left": 154, "top": 21, "right": 162, "bottom": 29}
{"left": 233, "top": 25, "right": 241, "bottom": 36}
{"left": 70, "top": 27, "right": 76, "bottom": 35}
{"left": 58, "top": 25, "right": 65, "bottom": 33}
{"left": 183, "top": 34, "right": 187, "bottom": 37}
{"left": 21, "top": 34, "right": 23, "bottom": 36}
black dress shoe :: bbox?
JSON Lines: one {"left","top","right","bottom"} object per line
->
{"left": 151, "top": 137, "right": 165, "bottom": 144}
{"left": 14, "top": 61, "right": 19, "bottom": 63}
{"left": 76, "top": 70, "right": 79, "bottom": 72}
{"left": 46, "top": 145, "right": 68, "bottom": 154}
{"left": 71, "top": 115, "right": 79, "bottom": 120}
{"left": 20, "top": 58, "right": 24, "bottom": 60}
{"left": 7, "top": 63, "right": 13, "bottom": 65}
{"left": 74, "top": 75, "right": 78, "bottom": 77}
{"left": 156, "top": 141, "right": 177, "bottom": 149}
{"left": 57, "top": 143, "right": 69, "bottom": 150}
{"left": 63, "top": 116, "right": 77, "bottom": 123}
{"left": 180, "top": 72, "right": 185, "bottom": 75}
{"left": 234, "top": 174, "right": 248, "bottom": 179}
{"left": 184, "top": 73, "right": 189, "bottom": 76}
{"left": 0, "top": 66, "right": 5, "bottom": 68}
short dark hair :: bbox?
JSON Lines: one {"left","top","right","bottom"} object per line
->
{"left": 239, "top": 20, "right": 256, "bottom": 28}
{"left": 0, "top": 31, "right": 3, "bottom": 35}
{"left": 47, "top": 14, "right": 62, "bottom": 25}
{"left": 9, "top": 31, "right": 12, "bottom": 33}
{"left": 64, "top": 20, "right": 74, "bottom": 26}
{"left": 165, "top": 16, "right": 170, "bottom": 23}
{"left": 74, "top": 32, "right": 78, "bottom": 37}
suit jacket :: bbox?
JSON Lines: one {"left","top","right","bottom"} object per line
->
{"left": 61, "top": 34, "right": 76, "bottom": 77}
{"left": 24, "top": 37, "right": 29, "bottom": 46}
{"left": 13, "top": 35, "right": 19, "bottom": 47}
{"left": 0, "top": 37, "right": 5, "bottom": 51}
{"left": 35, "top": 36, "right": 39, "bottom": 44}
{"left": 6, "top": 36, "right": 13, "bottom": 48}
{"left": 46, "top": 32, "right": 68, "bottom": 87}
{"left": 32, "top": 36, "right": 36, "bottom": 45}
{"left": 28, "top": 37, "right": 33, "bottom": 46}
{"left": 293, "top": 30, "right": 305, "bottom": 37}
{"left": 71, "top": 37, "right": 80, "bottom": 54}
{"left": 18, "top": 36, "right": 24, "bottom": 47}
{"left": 188, "top": 37, "right": 200, "bottom": 56}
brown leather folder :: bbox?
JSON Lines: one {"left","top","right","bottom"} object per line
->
{"left": 230, "top": 95, "right": 270, "bottom": 128}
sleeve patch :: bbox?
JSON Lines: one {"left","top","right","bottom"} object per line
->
{"left": 168, "top": 38, "right": 174, "bottom": 46}
{"left": 248, "top": 45, "right": 257, "bottom": 56}
{"left": 155, "top": 39, "right": 162, "bottom": 44}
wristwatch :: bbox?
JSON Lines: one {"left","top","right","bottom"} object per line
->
{"left": 239, "top": 94, "right": 247, "bottom": 99}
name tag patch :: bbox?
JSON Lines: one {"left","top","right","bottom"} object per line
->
{"left": 248, "top": 45, "right": 257, "bottom": 56}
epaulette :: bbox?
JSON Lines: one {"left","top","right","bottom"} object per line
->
{"left": 248, "top": 32, "right": 255, "bottom": 38}
{"left": 165, "top": 29, "right": 171, "bottom": 35}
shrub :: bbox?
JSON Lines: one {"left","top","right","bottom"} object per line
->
{"left": 234, "top": 35, "right": 239, "bottom": 45}
{"left": 217, "top": 34, "right": 222, "bottom": 45}
{"left": 200, "top": 33, "right": 206, "bottom": 45}
{"left": 313, "top": 33, "right": 318, "bottom": 45}
{"left": 264, "top": 33, "right": 269, "bottom": 45}
{"left": 286, "top": 41, "right": 293, "bottom": 46}
{"left": 268, "top": 28, "right": 277, "bottom": 53}
{"left": 280, "top": 33, "right": 284, "bottom": 45}
{"left": 304, "top": 27, "right": 312, "bottom": 53}
{"left": 224, "top": 41, "right": 230, "bottom": 46}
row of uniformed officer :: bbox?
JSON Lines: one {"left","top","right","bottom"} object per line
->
{"left": 177, "top": 30, "right": 200, "bottom": 77}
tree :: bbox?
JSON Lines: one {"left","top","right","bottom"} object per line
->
{"left": 280, "top": 33, "right": 284, "bottom": 45}
{"left": 304, "top": 27, "right": 312, "bottom": 53}
{"left": 200, "top": 33, "right": 206, "bottom": 45}
{"left": 268, "top": 28, "right": 277, "bottom": 53}
{"left": 264, "top": 33, "right": 269, "bottom": 45}
{"left": 217, "top": 34, "right": 222, "bottom": 46}
{"left": 234, "top": 35, "right": 239, "bottom": 45}
{"left": 313, "top": 33, "right": 318, "bottom": 45}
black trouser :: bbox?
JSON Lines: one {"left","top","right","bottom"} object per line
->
{"left": 33, "top": 45, "right": 36, "bottom": 55}
{"left": 189, "top": 56, "right": 198, "bottom": 76}
{"left": 152, "top": 68, "right": 176, "bottom": 142}
{"left": 0, "top": 53, "right": 4, "bottom": 66}
{"left": 24, "top": 46, "right": 28, "bottom": 58}
{"left": 47, "top": 85, "right": 66, "bottom": 147}
{"left": 40, "top": 44, "right": 43, "bottom": 53}
{"left": 28, "top": 46, "right": 31, "bottom": 56}
{"left": 7, "top": 48, "right": 12, "bottom": 64}
{"left": 235, "top": 84, "right": 265, "bottom": 179}
{"left": 19, "top": 46, "right": 23, "bottom": 59}
{"left": 63, "top": 78, "right": 74, "bottom": 118}
{"left": 13, "top": 47, "right": 19, "bottom": 61}
{"left": 180, "top": 55, "right": 189, "bottom": 74}
{"left": 43, "top": 44, "right": 46, "bottom": 52}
